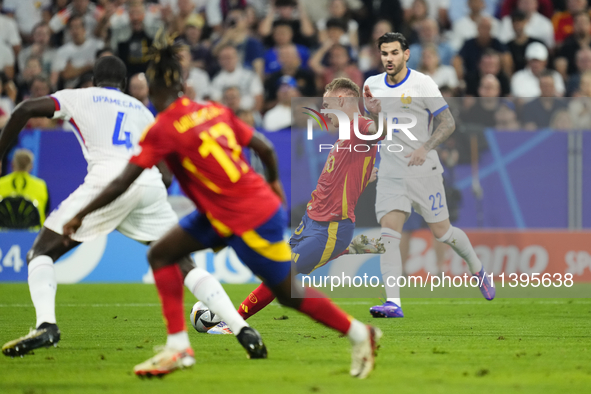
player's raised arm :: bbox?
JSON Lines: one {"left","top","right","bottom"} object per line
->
{"left": 62, "top": 163, "right": 146, "bottom": 239}
{"left": 0, "top": 97, "right": 55, "bottom": 159}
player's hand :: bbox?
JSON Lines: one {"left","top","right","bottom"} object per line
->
{"left": 405, "top": 146, "right": 428, "bottom": 167}
{"left": 269, "top": 179, "right": 286, "bottom": 204}
{"left": 62, "top": 216, "right": 82, "bottom": 245}
{"left": 364, "top": 86, "right": 381, "bottom": 115}
{"left": 369, "top": 167, "right": 378, "bottom": 183}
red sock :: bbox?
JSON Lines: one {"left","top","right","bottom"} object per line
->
{"left": 238, "top": 283, "right": 276, "bottom": 320}
{"left": 298, "top": 287, "right": 352, "bottom": 334}
{"left": 153, "top": 265, "right": 185, "bottom": 334}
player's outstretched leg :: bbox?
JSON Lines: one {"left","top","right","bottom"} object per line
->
{"left": 430, "top": 220, "right": 495, "bottom": 301}
{"left": 272, "top": 273, "right": 382, "bottom": 379}
{"left": 148, "top": 224, "right": 266, "bottom": 359}
{"left": 2, "top": 228, "right": 79, "bottom": 357}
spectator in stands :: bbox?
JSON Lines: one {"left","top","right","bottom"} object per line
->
{"left": 499, "top": 0, "right": 555, "bottom": 48}
{"left": 111, "top": 1, "right": 160, "bottom": 77}
{"left": 102, "top": 0, "right": 162, "bottom": 40}
{"left": 0, "top": 72, "right": 15, "bottom": 114}
{"left": 0, "top": 1, "right": 22, "bottom": 58}
{"left": 179, "top": 45, "right": 211, "bottom": 101}
{"left": 1, "top": 0, "right": 51, "bottom": 40}
{"left": 568, "top": 70, "right": 591, "bottom": 128}
{"left": 17, "top": 23, "right": 56, "bottom": 78}
{"left": 358, "top": 19, "right": 392, "bottom": 77}
{"left": 206, "top": 0, "right": 247, "bottom": 36}
{"left": 465, "top": 49, "right": 511, "bottom": 96}
{"left": 0, "top": 149, "right": 49, "bottom": 227}
{"left": 264, "top": 20, "right": 311, "bottom": 75}
{"left": 512, "top": 42, "right": 565, "bottom": 97}
{"left": 463, "top": 74, "right": 502, "bottom": 127}
{"left": 494, "top": 100, "right": 521, "bottom": 130}
{"left": 402, "top": 0, "right": 450, "bottom": 29}
{"left": 263, "top": 75, "right": 298, "bottom": 132}
{"left": 259, "top": 0, "right": 316, "bottom": 48}
{"left": 309, "top": 43, "right": 364, "bottom": 91}
{"left": 566, "top": 47, "right": 591, "bottom": 95}
{"left": 408, "top": 18, "right": 455, "bottom": 70}
{"left": 16, "top": 56, "right": 43, "bottom": 102}
{"left": 129, "top": 73, "right": 157, "bottom": 116}
{"left": 556, "top": 11, "right": 591, "bottom": 77}
{"left": 455, "top": 16, "right": 511, "bottom": 81}
{"left": 552, "top": 0, "right": 589, "bottom": 45}
{"left": 323, "top": 18, "right": 356, "bottom": 60}
{"left": 317, "top": 0, "right": 359, "bottom": 50}
{"left": 400, "top": 0, "right": 429, "bottom": 45}
{"left": 500, "top": 0, "right": 554, "bottom": 19}
{"left": 507, "top": 10, "right": 545, "bottom": 74}
{"left": 0, "top": 40, "right": 15, "bottom": 80}
{"left": 181, "top": 14, "right": 216, "bottom": 76}
{"left": 212, "top": 7, "right": 265, "bottom": 80}
{"left": 449, "top": 0, "right": 500, "bottom": 52}
{"left": 448, "top": 0, "right": 500, "bottom": 24}
{"left": 51, "top": 15, "right": 104, "bottom": 89}
{"left": 355, "top": 0, "right": 403, "bottom": 49}
{"left": 418, "top": 43, "right": 459, "bottom": 91}
{"left": 49, "top": 0, "right": 101, "bottom": 44}
{"left": 27, "top": 76, "right": 57, "bottom": 129}
{"left": 210, "top": 45, "right": 263, "bottom": 112}
{"left": 222, "top": 86, "right": 242, "bottom": 113}
{"left": 300, "top": 0, "right": 363, "bottom": 24}
{"left": 520, "top": 70, "right": 567, "bottom": 128}
{"left": 163, "top": 0, "right": 200, "bottom": 36}
{"left": 265, "top": 44, "right": 316, "bottom": 107}
{"left": 0, "top": 106, "right": 7, "bottom": 129}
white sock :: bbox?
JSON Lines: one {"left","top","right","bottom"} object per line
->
{"left": 28, "top": 255, "right": 57, "bottom": 328}
{"left": 380, "top": 228, "right": 402, "bottom": 306}
{"left": 436, "top": 226, "right": 483, "bottom": 274}
{"left": 184, "top": 268, "right": 248, "bottom": 335}
{"left": 166, "top": 331, "right": 190, "bottom": 351}
{"left": 347, "top": 319, "right": 369, "bottom": 344}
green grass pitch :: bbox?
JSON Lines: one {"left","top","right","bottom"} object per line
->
{"left": 1, "top": 283, "right": 590, "bottom": 394}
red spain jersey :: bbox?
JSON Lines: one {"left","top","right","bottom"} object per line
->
{"left": 306, "top": 117, "right": 382, "bottom": 223}
{"left": 130, "top": 97, "right": 281, "bottom": 236}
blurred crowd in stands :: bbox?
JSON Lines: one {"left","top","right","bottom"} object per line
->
{"left": 1, "top": 0, "right": 591, "bottom": 132}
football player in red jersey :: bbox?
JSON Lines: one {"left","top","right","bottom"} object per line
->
{"left": 63, "top": 39, "right": 382, "bottom": 379}
{"left": 235, "top": 77, "right": 387, "bottom": 322}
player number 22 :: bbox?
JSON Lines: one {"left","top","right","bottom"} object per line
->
{"left": 112, "top": 111, "right": 132, "bottom": 149}
{"left": 429, "top": 193, "right": 444, "bottom": 211}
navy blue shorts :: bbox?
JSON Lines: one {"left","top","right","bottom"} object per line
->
{"left": 289, "top": 212, "right": 355, "bottom": 275}
{"left": 179, "top": 208, "right": 291, "bottom": 287}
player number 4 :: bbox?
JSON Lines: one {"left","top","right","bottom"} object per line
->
{"left": 112, "top": 111, "right": 133, "bottom": 150}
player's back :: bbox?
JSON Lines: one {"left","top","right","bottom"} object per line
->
{"left": 51, "top": 87, "right": 162, "bottom": 186}
{"left": 137, "top": 97, "right": 281, "bottom": 235}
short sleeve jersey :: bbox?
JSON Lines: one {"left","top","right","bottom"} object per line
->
{"left": 50, "top": 87, "right": 162, "bottom": 186}
{"left": 363, "top": 69, "right": 449, "bottom": 178}
{"left": 307, "top": 117, "right": 381, "bottom": 223}
{"left": 130, "top": 97, "right": 281, "bottom": 236}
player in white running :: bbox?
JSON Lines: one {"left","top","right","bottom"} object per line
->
{"left": 363, "top": 32, "right": 495, "bottom": 318}
{"left": 0, "top": 56, "right": 264, "bottom": 370}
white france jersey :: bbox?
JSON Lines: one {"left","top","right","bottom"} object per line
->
{"left": 50, "top": 87, "right": 162, "bottom": 186}
{"left": 364, "top": 69, "right": 449, "bottom": 178}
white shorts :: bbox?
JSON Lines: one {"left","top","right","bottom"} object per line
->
{"left": 44, "top": 182, "right": 177, "bottom": 243}
{"left": 375, "top": 174, "right": 449, "bottom": 224}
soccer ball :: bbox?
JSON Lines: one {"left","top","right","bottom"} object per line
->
{"left": 190, "top": 301, "right": 222, "bottom": 333}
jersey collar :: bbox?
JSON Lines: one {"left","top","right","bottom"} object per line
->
{"left": 384, "top": 68, "right": 411, "bottom": 88}
{"left": 102, "top": 86, "right": 120, "bottom": 91}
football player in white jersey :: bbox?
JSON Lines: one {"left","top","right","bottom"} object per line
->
{"left": 363, "top": 32, "right": 495, "bottom": 318}
{"left": 0, "top": 56, "right": 263, "bottom": 364}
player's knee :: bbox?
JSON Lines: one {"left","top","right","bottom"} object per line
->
{"left": 146, "top": 245, "right": 168, "bottom": 270}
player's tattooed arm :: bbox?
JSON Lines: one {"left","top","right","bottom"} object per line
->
{"left": 62, "top": 163, "right": 145, "bottom": 241}
{"left": 423, "top": 108, "right": 455, "bottom": 151}
{"left": 0, "top": 97, "right": 55, "bottom": 159}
